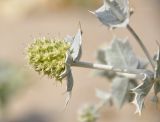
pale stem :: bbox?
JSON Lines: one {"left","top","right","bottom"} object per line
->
{"left": 127, "top": 24, "right": 155, "bottom": 70}
{"left": 72, "top": 61, "right": 146, "bottom": 80}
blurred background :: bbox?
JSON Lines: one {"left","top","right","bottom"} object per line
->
{"left": 0, "top": 0, "right": 160, "bottom": 122}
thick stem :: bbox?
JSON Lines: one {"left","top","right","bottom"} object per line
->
{"left": 72, "top": 61, "right": 146, "bottom": 80}
{"left": 127, "top": 24, "right": 155, "bottom": 70}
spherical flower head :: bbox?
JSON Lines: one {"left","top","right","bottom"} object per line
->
{"left": 27, "top": 38, "right": 71, "bottom": 81}
{"left": 78, "top": 105, "right": 99, "bottom": 122}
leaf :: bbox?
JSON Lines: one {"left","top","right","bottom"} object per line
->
{"left": 105, "top": 38, "right": 139, "bottom": 69}
{"left": 111, "top": 77, "right": 129, "bottom": 108}
{"left": 90, "top": 0, "right": 129, "bottom": 28}
{"left": 95, "top": 37, "right": 148, "bottom": 79}
{"left": 71, "top": 29, "right": 82, "bottom": 62}
{"left": 67, "top": 70, "right": 74, "bottom": 93}
{"left": 95, "top": 37, "right": 151, "bottom": 111}
{"left": 65, "top": 69, "right": 74, "bottom": 107}
{"left": 114, "top": 0, "right": 129, "bottom": 13}
{"left": 131, "top": 72, "right": 154, "bottom": 115}
{"left": 65, "top": 28, "right": 82, "bottom": 62}
{"left": 127, "top": 80, "right": 138, "bottom": 102}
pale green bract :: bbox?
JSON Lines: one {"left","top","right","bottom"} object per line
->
{"left": 27, "top": 38, "right": 71, "bottom": 81}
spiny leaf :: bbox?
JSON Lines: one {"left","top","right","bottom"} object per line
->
{"left": 112, "top": 77, "right": 129, "bottom": 108}
{"left": 67, "top": 70, "right": 74, "bottom": 93}
{"left": 105, "top": 38, "right": 140, "bottom": 69}
{"left": 96, "top": 38, "right": 148, "bottom": 70}
{"left": 95, "top": 38, "right": 149, "bottom": 109}
{"left": 131, "top": 72, "right": 154, "bottom": 115}
{"left": 95, "top": 38, "right": 139, "bottom": 79}
{"left": 90, "top": 0, "right": 129, "bottom": 28}
{"left": 65, "top": 29, "right": 82, "bottom": 62}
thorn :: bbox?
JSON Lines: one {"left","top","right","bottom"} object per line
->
{"left": 78, "top": 21, "right": 83, "bottom": 34}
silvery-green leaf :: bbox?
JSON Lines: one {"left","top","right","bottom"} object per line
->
{"left": 90, "top": 0, "right": 129, "bottom": 28}
{"left": 114, "top": 0, "right": 129, "bottom": 13}
{"left": 67, "top": 70, "right": 74, "bottom": 93}
{"left": 70, "top": 29, "right": 82, "bottom": 62}
{"left": 65, "top": 70, "right": 74, "bottom": 107}
{"left": 131, "top": 73, "right": 154, "bottom": 115}
{"left": 112, "top": 77, "right": 129, "bottom": 108}
{"left": 95, "top": 38, "right": 146, "bottom": 80}
{"left": 105, "top": 38, "right": 139, "bottom": 69}
{"left": 127, "top": 80, "right": 138, "bottom": 102}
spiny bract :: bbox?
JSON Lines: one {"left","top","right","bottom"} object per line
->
{"left": 27, "top": 38, "right": 71, "bottom": 81}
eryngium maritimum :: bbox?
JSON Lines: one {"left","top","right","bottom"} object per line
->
{"left": 27, "top": 38, "right": 71, "bottom": 81}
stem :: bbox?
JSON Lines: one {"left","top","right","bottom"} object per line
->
{"left": 72, "top": 61, "right": 145, "bottom": 80}
{"left": 127, "top": 24, "right": 155, "bottom": 70}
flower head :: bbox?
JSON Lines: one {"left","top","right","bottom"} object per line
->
{"left": 27, "top": 38, "right": 71, "bottom": 81}
{"left": 26, "top": 27, "right": 82, "bottom": 107}
{"left": 78, "top": 104, "right": 99, "bottom": 122}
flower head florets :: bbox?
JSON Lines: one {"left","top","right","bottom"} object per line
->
{"left": 27, "top": 38, "right": 71, "bottom": 81}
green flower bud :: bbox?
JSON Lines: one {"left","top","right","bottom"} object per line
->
{"left": 27, "top": 38, "right": 71, "bottom": 81}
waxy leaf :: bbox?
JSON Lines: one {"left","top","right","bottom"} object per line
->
{"left": 96, "top": 38, "right": 148, "bottom": 79}
{"left": 65, "top": 29, "right": 82, "bottom": 62}
{"left": 95, "top": 38, "right": 149, "bottom": 109}
{"left": 63, "top": 28, "right": 83, "bottom": 106}
{"left": 91, "top": 0, "right": 129, "bottom": 28}
{"left": 67, "top": 70, "right": 74, "bottom": 93}
{"left": 131, "top": 71, "right": 154, "bottom": 115}
{"left": 105, "top": 38, "right": 139, "bottom": 69}
{"left": 112, "top": 77, "right": 129, "bottom": 108}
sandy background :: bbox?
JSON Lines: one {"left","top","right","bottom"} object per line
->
{"left": 0, "top": 0, "right": 160, "bottom": 122}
